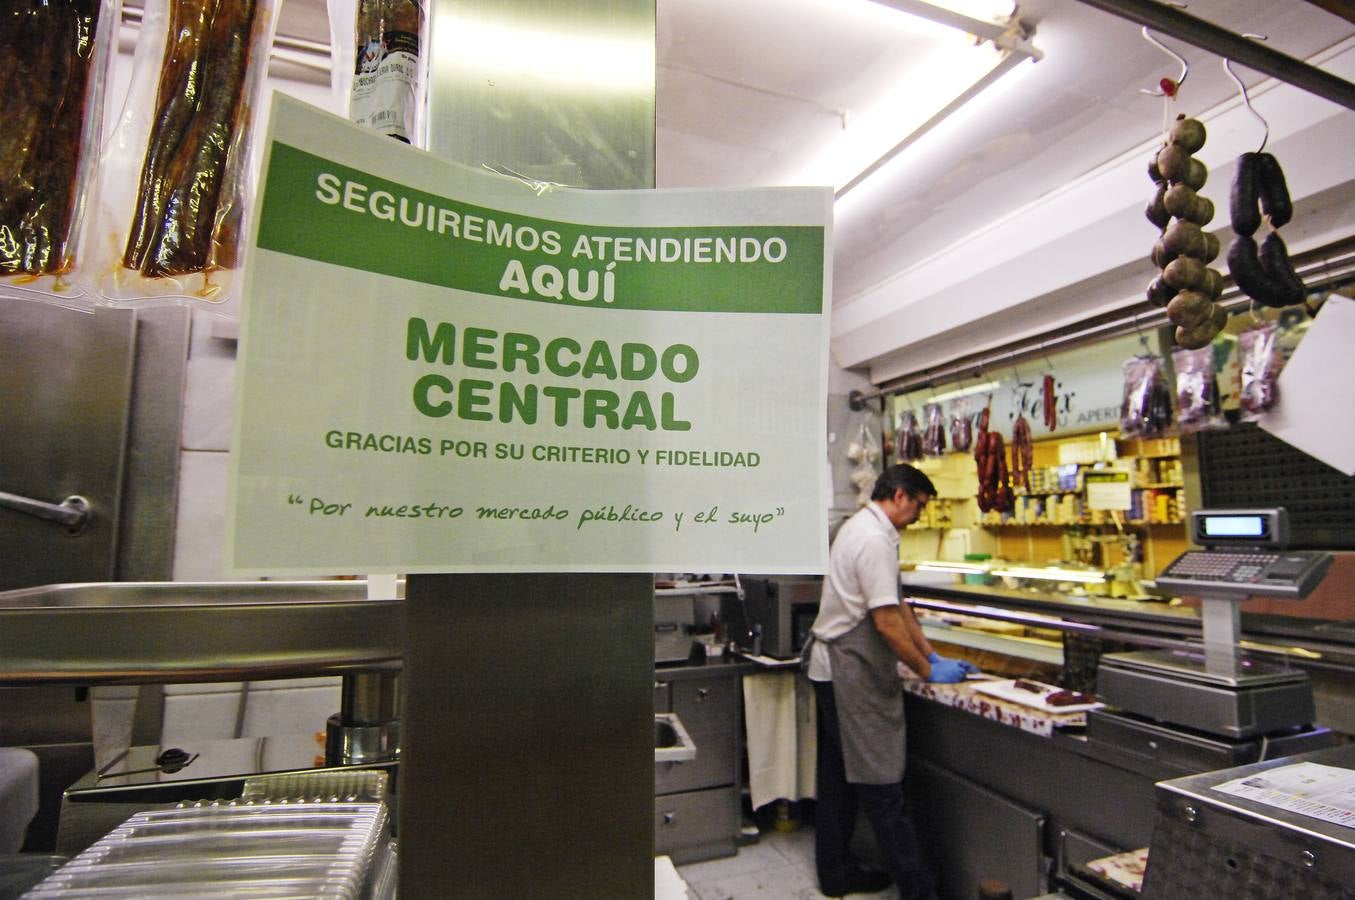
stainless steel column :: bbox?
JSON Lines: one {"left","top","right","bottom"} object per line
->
{"left": 400, "top": 2, "right": 656, "bottom": 895}
{"left": 401, "top": 574, "right": 653, "bottom": 895}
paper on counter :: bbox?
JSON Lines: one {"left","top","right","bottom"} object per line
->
{"left": 1259, "top": 296, "right": 1355, "bottom": 475}
{"left": 1213, "top": 761, "right": 1355, "bottom": 828}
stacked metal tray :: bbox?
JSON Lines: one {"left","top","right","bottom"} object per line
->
{"left": 23, "top": 801, "right": 390, "bottom": 898}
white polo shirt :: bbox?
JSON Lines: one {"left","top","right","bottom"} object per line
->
{"left": 807, "top": 502, "right": 902, "bottom": 682}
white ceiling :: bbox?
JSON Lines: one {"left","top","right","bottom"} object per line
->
{"left": 276, "top": 0, "right": 1355, "bottom": 372}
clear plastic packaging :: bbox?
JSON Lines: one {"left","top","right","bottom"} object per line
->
{"left": 896, "top": 410, "right": 922, "bottom": 462}
{"left": 1120, "top": 355, "right": 1175, "bottom": 438}
{"left": 948, "top": 397, "right": 973, "bottom": 453}
{"left": 335, "top": 0, "right": 428, "bottom": 146}
{"left": 1238, "top": 321, "right": 1282, "bottom": 419}
{"left": 1172, "top": 345, "right": 1226, "bottom": 433}
{"left": 0, "top": 0, "right": 120, "bottom": 301}
{"left": 24, "top": 801, "right": 388, "bottom": 898}
{"left": 90, "top": 0, "right": 279, "bottom": 308}
{"left": 921, "top": 402, "right": 947, "bottom": 457}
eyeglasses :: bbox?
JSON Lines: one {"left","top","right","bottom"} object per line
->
{"left": 901, "top": 491, "right": 930, "bottom": 510}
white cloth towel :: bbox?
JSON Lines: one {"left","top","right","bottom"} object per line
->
{"left": 742, "top": 670, "right": 817, "bottom": 811}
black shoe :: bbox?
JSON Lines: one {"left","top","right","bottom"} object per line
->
{"left": 820, "top": 866, "right": 893, "bottom": 897}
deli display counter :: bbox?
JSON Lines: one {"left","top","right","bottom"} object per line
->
{"left": 892, "top": 512, "right": 1354, "bottom": 900}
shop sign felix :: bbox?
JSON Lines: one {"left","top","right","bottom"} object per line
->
{"left": 226, "top": 95, "right": 832, "bottom": 576}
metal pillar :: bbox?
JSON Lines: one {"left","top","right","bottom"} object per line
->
{"left": 399, "top": 1, "right": 656, "bottom": 895}
{"left": 400, "top": 574, "right": 653, "bottom": 896}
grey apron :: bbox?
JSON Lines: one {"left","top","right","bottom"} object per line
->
{"left": 803, "top": 614, "right": 906, "bottom": 785}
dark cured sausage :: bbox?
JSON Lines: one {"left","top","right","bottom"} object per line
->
{"left": 1227, "top": 234, "right": 1284, "bottom": 308}
{"left": 143, "top": 0, "right": 257, "bottom": 276}
{"left": 125, "top": 0, "right": 259, "bottom": 277}
{"left": 1259, "top": 232, "right": 1305, "bottom": 305}
{"left": 1256, "top": 153, "right": 1293, "bottom": 228}
{"left": 0, "top": 0, "right": 101, "bottom": 276}
{"left": 1229, "top": 152, "right": 1261, "bottom": 237}
{"left": 1042, "top": 375, "right": 1058, "bottom": 431}
{"left": 1011, "top": 416, "right": 1033, "bottom": 492}
{"left": 123, "top": 0, "right": 214, "bottom": 272}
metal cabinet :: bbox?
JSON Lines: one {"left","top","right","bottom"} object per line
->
{"left": 654, "top": 670, "right": 741, "bottom": 864}
{"left": 656, "top": 675, "right": 736, "bottom": 795}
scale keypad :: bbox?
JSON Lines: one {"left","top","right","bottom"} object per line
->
{"left": 1166, "top": 552, "right": 1278, "bottom": 582}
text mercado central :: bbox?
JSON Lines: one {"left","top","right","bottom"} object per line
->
{"left": 405, "top": 317, "right": 698, "bottom": 431}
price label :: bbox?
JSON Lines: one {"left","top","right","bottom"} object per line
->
{"left": 1084, "top": 468, "right": 1132, "bottom": 510}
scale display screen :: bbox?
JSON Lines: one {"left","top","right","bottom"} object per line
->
{"left": 1199, "top": 514, "right": 1267, "bottom": 539}
{"left": 1191, "top": 508, "right": 1287, "bottom": 548}
{"left": 1159, "top": 508, "right": 1331, "bottom": 600}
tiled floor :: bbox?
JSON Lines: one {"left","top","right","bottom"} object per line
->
{"left": 676, "top": 825, "right": 897, "bottom": 900}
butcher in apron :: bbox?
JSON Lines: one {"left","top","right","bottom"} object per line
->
{"left": 803, "top": 464, "right": 975, "bottom": 899}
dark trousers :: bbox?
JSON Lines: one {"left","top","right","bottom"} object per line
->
{"left": 813, "top": 679, "right": 937, "bottom": 900}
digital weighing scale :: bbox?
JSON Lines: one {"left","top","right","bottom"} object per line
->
{"left": 1094, "top": 508, "right": 1333, "bottom": 748}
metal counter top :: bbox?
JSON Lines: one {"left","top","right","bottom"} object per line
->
{"left": 905, "top": 581, "right": 1355, "bottom": 670}
{"left": 654, "top": 654, "right": 760, "bottom": 681}
{"left": 0, "top": 581, "right": 404, "bottom": 686}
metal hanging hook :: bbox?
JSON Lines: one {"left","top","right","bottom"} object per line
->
{"left": 1140, "top": 22, "right": 1190, "bottom": 98}
{"left": 1132, "top": 313, "right": 1155, "bottom": 357}
{"left": 1223, "top": 35, "right": 1271, "bottom": 152}
{"left": 1039, "top": 341, "right": 1055, "bottom": 375}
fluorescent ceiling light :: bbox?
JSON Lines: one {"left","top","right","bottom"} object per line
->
{"left": 797, "top": 39, "right": 1003, "bottom": 191}
{"left": 913, "top": 0, "right": 1017, "bottom": 22}
{"left": 812, "top": 0, "right": 1039, "bottom": 197}
{"left": 915, "top": 560, "right": 990, "bottom": 574}
{"left": 992, "top": 566, "right": 1109, "bottom": 585}
{"left": 432, "top": 14, "right": 654, "bottom": 94}
{"left": 923, "top": 379, "right": 1000, "bottom": 405}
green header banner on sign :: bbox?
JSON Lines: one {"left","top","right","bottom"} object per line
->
{"left": 256, "top": 143, "right": 824, "bottom": 315}
{"left": 226, "top": 95, "right": 832, "bottom": 576}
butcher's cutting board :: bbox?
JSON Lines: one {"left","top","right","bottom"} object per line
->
{"left": 970, "top": 678, "right": 1104, "bottom": 714}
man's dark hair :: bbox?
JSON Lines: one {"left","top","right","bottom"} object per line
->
{"left": 871, "top": 463, "right": 936, "bottom": 502}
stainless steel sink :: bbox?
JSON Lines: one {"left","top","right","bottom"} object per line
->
{"left": 0, "top": 581, "right": 404, "bottom": 686}
{"left": 654, "top": 712, "right": 696, "bottom": 764}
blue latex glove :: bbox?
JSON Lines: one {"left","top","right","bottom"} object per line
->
{"left": 928, "top": 650, "right": 980, "bottom": 676}
{"left": 927, "top": 658, "right": 968, "bottom": 683}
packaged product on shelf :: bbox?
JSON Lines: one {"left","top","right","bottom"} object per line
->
{"left": 1, "top": 0, "right": 119, "bottom": 299}
{"left": 1172, "top": 344, "right": 1226, "bottom": 433}
{"left": 337, "top": 0, "right": 427, "bottom": 144}
{"left": 949, "top": 396, "right": 973, "bottom": 453}
{"left": 1238, "top": 321, "right": 1282, "bottom": 419}
{"left": 91, "top": 0, "right": 278, "bottom": 306}
{"left": 896, "top": 410, "right": 923, "bottom": 462}
{"left": 1119, "top": 355, "right": 1174, "bottom": 438}
{"left": 921, "top": 402, "right": 947, "bottom": 457}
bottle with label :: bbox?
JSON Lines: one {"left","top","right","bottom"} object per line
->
{"left": 351, "top": 0, "right": 425, "bottom": 144}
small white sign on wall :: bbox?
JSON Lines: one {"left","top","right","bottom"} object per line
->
{"left": 1083, "top": 468, "right": 1132, "bottom": 510}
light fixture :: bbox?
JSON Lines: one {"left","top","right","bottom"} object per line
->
{"left": 815, "top": 0, "right": 1041, "bottom": 198}
{"left": 992, "top": 565, "right": 1109, "bottom": 585}
{"left": 914, "top": 560, "right": 991, "bottom": 575}
{"left": 917, "top": 379, "right": 1000, "bottom": 405}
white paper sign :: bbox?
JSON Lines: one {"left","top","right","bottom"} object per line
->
{"left": 226, "top": 96, "right": 832, "bottom": 576}
{"left": 1083, "top": 468, "right": 1132, "bottom": 510}
{"left": 1214, "top": 762, "right": 1355, "bottom": 828}
{"left": 1259, "top": 296, "right": 1355, "bottom": 475}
